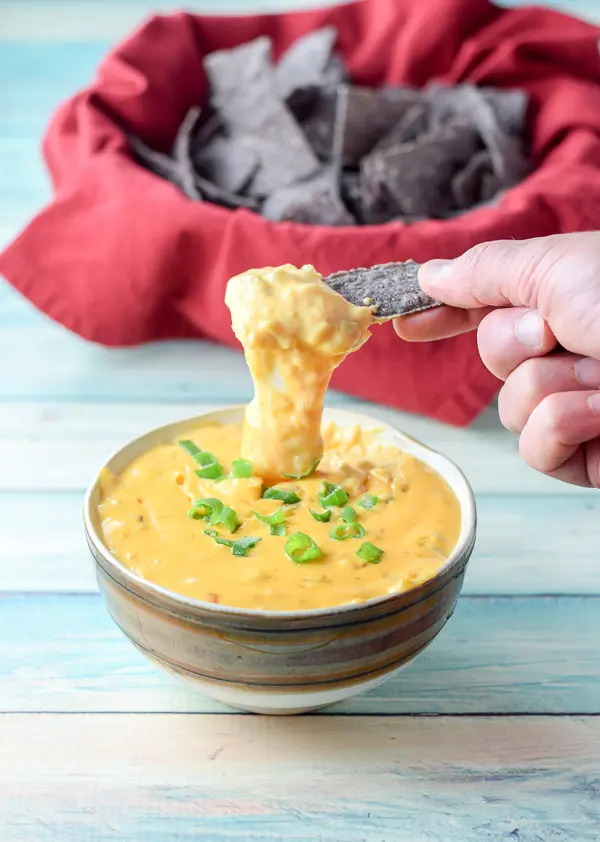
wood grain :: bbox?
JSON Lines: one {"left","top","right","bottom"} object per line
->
{"left": 2, "top": 594, "right": 599, "bottom": 714}
{"left": 1, "top": 714, "right": 599, "bottom": 841}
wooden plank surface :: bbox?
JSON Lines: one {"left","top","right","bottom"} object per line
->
{"left": 2, "top": 594, "right": 599, "bottom": 715}
{"left": 1, "top": 714, "right": 599, "bottom": 841}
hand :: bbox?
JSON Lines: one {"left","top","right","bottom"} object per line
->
{"left": 394, "top": 233, "right": 600, "bottom": 488}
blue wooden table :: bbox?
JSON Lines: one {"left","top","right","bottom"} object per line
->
{"left": 1, "top": 1, "right": 599, "bottom": 839}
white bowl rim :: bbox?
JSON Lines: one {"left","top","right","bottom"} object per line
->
{"left": 83, "top": 404, "right": 476, "bottom": 620}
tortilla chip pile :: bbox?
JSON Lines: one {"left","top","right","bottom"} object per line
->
{"left": 129, "top": 27, "right": 530, "bottom": 226}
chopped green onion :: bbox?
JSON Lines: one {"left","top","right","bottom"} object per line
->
{"left": 330, "top": 523, "right": 350, "bottom": 541}
{"left": 203, "top": 528, "right": 233, "bottom": 547}
{"left": 254, "top": 508, "right": 285, "bottom": 527}
{"left": 358, "top": 494, "right": 379, "bottom": 510}
{"left": 318, "top": 481, "right": 349, "bottom": 508}
{"left": 254, "top": 507, "right": 287, "bottom": 535}
{"left": 270, "top": 523, "right": 286, "bottom": 537}
{"left": 179, "top": 439, "right": 202, "bottom": 457}
{"left": 194, "top": 451, "right": 224, "bottom": 480}
{"left": 211, "top": 505, "right": 240, "bottom": 533}
{"left": 329, "top": 522, "right": 366, "bottom": 541}
{"left": 309, "top": 508, "right": 331, "bottom": 523}
{"left": 263, "top": 487, "right": 301, "bottom": 505}
{"left": 357, "top": 542, "right": 384, "bottom": 563}
{"left": 284, "top": 458, "right": 321, "bottom": 480}
{"left": 232, "top": 458, "right": 253, "bottom": 478}
{"left": 232, "top": 536, "right": 262, "bottom": 557}
{"left": 341, "top": 506, "right": 357, "bottom": 523}
{"left": 285, "top": 531, "right": 322, "bottom": 564}
{"left": 188, "top": 497, "right": 224, "bottom": 523}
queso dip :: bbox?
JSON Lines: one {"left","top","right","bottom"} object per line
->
{"left": 98, "top": 264, "right": 461, "bottom": 611}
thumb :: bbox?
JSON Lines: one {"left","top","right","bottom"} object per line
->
{"left": 418, "top": 233, "right": 600, "bottom": 358}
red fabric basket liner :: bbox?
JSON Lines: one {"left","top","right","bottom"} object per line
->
{"left": 3, "top": 0, "right": 600, "bottom": 425}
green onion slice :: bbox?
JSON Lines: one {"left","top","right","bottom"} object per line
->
{"left": 285, "top": 531, "right": 322, "bottom": 564}
{"left": 253, "top": 507, "right": 285, "bottom": 527}
{"left": 357, "top": 542, "right": 384, "bottom": 563}
{"left": 231, "top": 458, "right": 253, "bottom": 478}
{"left": 179, "top": 439, "right": 202, "bottom": 457}
{"left": 188, "top": 497, "right": 223, "bottom": 522}
{"left": 254, "top": 508, "right": 287, "bottom": 536}
{"left": 194, "top": 451, "right": 224, "bottom": 480}
{"left": 269, "top": 523, "right": 287, "bottom": 537}
{"left": 341, "top": 506, "right": 357, "bottom": 523}
{"left": 211, "top": 505, "right": 240, "bottom": 533}
{"left": 330, "top": 523, "right": 350, "bottom": 541}
{"left": 262, "top": 488, "right": 301, "bottom": 505}
{"left": 358, "top": 494, "right": 379, "bottom": 510}
{"left": 203, "top": 528, "right": 233, "bottom": 547}
{"left": 329, "top": 522, "right": 365, "bottom": 540}
{"left": 284, "top": 458, "right": 321, "bottom": 480}
{"left": 309, "top": 508, "right": 331, "bottom": 523}
{"left": 232, "top": 536, "right": 262, "bottom": 557}
{"left": 318, "top": 481, "right": 349, "bottom": 508}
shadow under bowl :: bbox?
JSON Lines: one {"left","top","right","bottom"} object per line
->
{"left": 83, "top": 405, "right": 477, "bottom": 715}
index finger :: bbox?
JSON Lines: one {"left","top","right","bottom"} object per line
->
{"left": 417, "top": 233, "right": 597, "bottom": 311}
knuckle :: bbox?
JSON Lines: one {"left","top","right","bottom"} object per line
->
{"left": 497, "top": 382, "right": 524, "bottom": 433}
{"left": 458, "top": 241, "right": 507, "bottom": 306}
{"left": 587, "top": 441, "right": 600, "bottom": 489}
{"left": 462, "top": 237, "right": 566, "bottom": 310}
{"left": 535, "top": 392, "right": 568, "bottom": 437}
{"left": 498, "top": 359, "right": 544, "bottom": 433}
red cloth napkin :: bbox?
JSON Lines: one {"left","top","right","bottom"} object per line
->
{"left": 3, "top": 0, "right": 600, "bottom": 426}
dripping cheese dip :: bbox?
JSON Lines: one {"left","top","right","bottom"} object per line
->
{"left": 97, "top": 265, "right": 461, "bottom": 612}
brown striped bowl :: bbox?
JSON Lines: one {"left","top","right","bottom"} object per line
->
{"left": 83, "top": 406, "right": 476, "bottom": 715}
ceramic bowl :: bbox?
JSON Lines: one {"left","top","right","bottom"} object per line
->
{"left": 84, "top": 406, "right": 476, "bottom": 715}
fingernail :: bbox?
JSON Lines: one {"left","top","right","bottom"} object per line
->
{"left": 588, "top": 393, "right": 600, "bottom": 414}
{"left": 575, "top": 358, "right": 600, "bottom": 388}
{"left": 419, "top": 259, "right": 455, "bottom": 286}
{"left": 514, "top": 310, "right": 545, "bottom": 348}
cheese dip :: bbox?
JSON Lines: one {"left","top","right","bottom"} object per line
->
{"left": 225, "top": 264, "right": 373, "bottom": 483}
{"left": 98, "top": 420, "right": 461, "bottom": 611}
{"left": 97, "top": 262, "right": 461, "bottom": 611}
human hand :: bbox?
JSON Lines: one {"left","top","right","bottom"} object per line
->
{"left": 394, "top": 233, "right": 600, "bottom": 488}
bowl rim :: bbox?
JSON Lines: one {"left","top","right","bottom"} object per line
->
{"left": 83, "top": 404, "right": 476, "bottom": 620}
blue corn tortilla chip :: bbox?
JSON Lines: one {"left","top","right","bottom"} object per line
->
{"left": 295, "top": 88, "right": 339, "bottom": 162}
{"left": 361, "top": 119, "right": 479, "bottom": 218}
{"left": 130, "top": 127, "right": 203, "bottom": 201}
{"left": 370, "top": 102, "right": 429, "bottom": 154}
{"left": 262, "top": 170, "right": 355, "bottom": 226}
{"left": 194, "top": 134, "right": 260, "bottom": 194}
{"left": 460, "top": 87, "right": 530, "bottom": 185}
{"left": 127, "top": 26, "right": 531, "bottom": 227}
{"left": 276, "top": 27, "right": 340, "bottom": 101}
{"left": 172, "top": 106, "right": 203, "bottom": 200}
{"left": 204, "top": 36, "right": 320, "bottom": 194}
{"left": 333, "top": 85, "right": 422, "bottom": 167}
{"left": 324, "top": 261, "right": 440, "bottom": 320}
{"left": 426, "top": 83, "right": 530, "bottom": 185}
{"left": 451, "top": 148, "right": 494, "bottom": 208}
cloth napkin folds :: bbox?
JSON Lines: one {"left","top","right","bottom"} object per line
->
{"left": 3, "top": 0, "right": 600, "bottom": 425}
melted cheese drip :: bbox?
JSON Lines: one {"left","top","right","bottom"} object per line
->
{"left": 98, "top": 421, "right": 461, "bottom": 611}
{"left": 225, "top": 264, "right": 373, "bottom": 483}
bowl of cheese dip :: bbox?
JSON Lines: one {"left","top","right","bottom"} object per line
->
{"left": 84, "top": 264, "right": 476, "bottom": 714}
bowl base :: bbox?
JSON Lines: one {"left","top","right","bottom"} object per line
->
{"left": 161, "top": 658, "right": 404, "bottom": 715}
